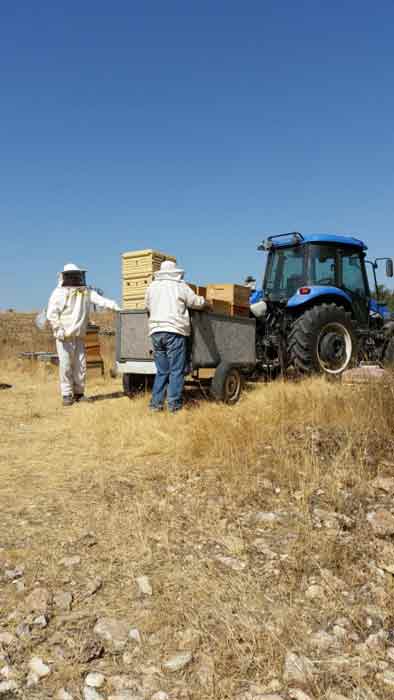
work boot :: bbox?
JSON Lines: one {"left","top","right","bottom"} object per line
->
{"left": 74, "top": 393, "right": 87, "bottom": 403}
{"left": 62, "top": 396, "right": 74, "bottom": 407}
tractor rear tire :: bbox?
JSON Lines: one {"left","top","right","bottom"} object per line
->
{"left": 288, "top": 303, "right": 357, "bottom": 376}
{"left": 384, "top": 337, "right": 394, "bottom": 368}
{"left": 210, "top": 363, "right": 244, "bottom": 404}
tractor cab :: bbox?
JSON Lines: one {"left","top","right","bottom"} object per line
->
{"left": 260, "top": 232, "right": 392, "bottom": 327}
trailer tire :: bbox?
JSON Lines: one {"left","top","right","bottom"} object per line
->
{"left": 123, "top": 373, "right": 153, "bottom": 397}
{"left": 210, "top": 363, "right": 244, "bottom": 404}
{"left": 288, "top": 303, "right": 357, "bottom": 376}
{"left": 384, "top": 337, "right": 394, "bottom": 368}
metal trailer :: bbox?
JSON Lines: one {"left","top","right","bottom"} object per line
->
{"left": 116, "top": 309, "right": 256, "bottom": 403}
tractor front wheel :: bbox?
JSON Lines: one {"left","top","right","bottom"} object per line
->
{"left": 288, "top": 304, "right": 357, "bottom": 376}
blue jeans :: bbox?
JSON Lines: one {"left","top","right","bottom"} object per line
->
{"left": 151, "top": 332, "right": 187, "bottom": 410}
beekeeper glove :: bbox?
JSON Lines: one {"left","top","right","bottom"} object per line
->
{"left": 55, "top": 327, "right": 66, "bottom": 341}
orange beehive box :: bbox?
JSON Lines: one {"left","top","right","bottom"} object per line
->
{"left": 206, "top": 284, "right": 251, "bottom": 308}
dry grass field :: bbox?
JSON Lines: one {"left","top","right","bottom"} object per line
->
{"left": 2, "top": 350, "right": 394, "bottom": 699}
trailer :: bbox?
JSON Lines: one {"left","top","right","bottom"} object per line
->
{"left": 116, "top": 309, "right": 256, "bottom": 404}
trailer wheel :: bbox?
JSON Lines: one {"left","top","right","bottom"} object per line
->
{"left": 210, "top": 363, "right": 244, "bottom": 404}
{"left": 123, "top": 373, "right": 153, "bottom": 397}
{"left": 384, "top": 337, "right": 394, "bottom": 368}
{"left": 288, "top": 304, "right": 357, "bottom": 376}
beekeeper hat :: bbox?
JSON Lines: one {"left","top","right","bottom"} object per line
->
{"left": 62, "top": 262, "right": 86, "bottom": 273}
{"left": 159, "top": 260, "right": 184, "bottom": 275}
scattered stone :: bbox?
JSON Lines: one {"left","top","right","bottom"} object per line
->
{"left": 54, "top": 591, "right": 73, "bottom": 611}
{"left": 15, "top": 622, "right": 30, "bottom": 640}
{"left": 25, "top": 587, "right": 52, "bottom": 614}
{"left": 151, "top": 693, "right": 169, "bottom": 700}
{"left": 215, "top": 555, "right": 247, "bottom": 571}
{"left": 305, "top": 584, "right": 324, "bottom": 600}
{"left": 61, "top": 555, "right": 81, "bottom": 567}
{"left": 94, "top": 618, "right": 132, "bottom": 650}
{"left": 367, "top": 510, "right": 394, "bottom": 537}
{"left": 129, "top": 628, "right": 142, "bottom": 644}
{"left": 32, "top": 614, "right": 48, "bottom": 628}
{"left": 309, "top": 630, "right": 336, "bottom": 651}
{"left": 83, "top": 688, "right": 104, "bottom": 700}
{"left": 0, "top": 680, "right": 19, "bottom": 695}
{"left": 289, "top": 690, "right": 313, "bottom": 700}
{"left": 85, "top": 673, "right": 105, "bottom": 688}
{"left": 57, "top": 689, "right": 74, "bottom": 700}
{"left": 0, "top": 667, "right": 16, "bottom": 681}
{"left": 387, "top": 647, "right": 394, "bottom": 662}
{"left": 84, "top": 577, "right": 103, "bottom": 598}
{"left": 14, "top": 580, "right": 25, "bottom": 593}
{"left": 0, "top": 632, "right": 17, "bottom": 647}
{"left": 283, "top": 652, "right": 314, "bottom": 685}
{"left": 163, "top": 651, "right": 193, "bottom": 672}
{"left": 136, "top": 576, "right": 153, "bottom": 596}
{"left": 4, "top": 568, "right": 24, "bottom": 581}
{"left": 253, "top": 511, "right": 281, "bottom": 525}
{"left": 28, "top": 656, "right": 51, "bottom": 678}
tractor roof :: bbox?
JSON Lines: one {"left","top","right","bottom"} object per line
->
{"left": 264, "top": 233, "right": 367, "bottom": 250}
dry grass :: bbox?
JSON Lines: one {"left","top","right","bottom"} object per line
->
{"left": 1, "top": 361, "right": 394, "bottom": 699}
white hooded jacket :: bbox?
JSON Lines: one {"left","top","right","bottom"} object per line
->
{"left": 47, "top": 286, "right": 119, "bottom": 339}
{"left": 145, "top": 265, "right": 205, "bottom": 337}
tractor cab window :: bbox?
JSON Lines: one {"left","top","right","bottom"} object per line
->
{"left": 341, "top": 251, "right": 367, "bottom": 297}
{"left": 264, "top": 246, "right": 306, "bottom": 298}
{"left": 308, "top": 245, "right": 337, "bottom": 286}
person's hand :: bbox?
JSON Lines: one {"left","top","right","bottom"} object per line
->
{"left": 204, "top": 301, "right": 213, "bottom": 311}
{"left": 56, "top": 327, "right": 65, "bottom": 341}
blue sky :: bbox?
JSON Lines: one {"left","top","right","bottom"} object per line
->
{"left": 1, "top": 0, "right": 394, "bottom": 309}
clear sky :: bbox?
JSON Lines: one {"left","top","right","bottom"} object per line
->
{"left": 1, "top": 0, "right": 394, "bottom": 310}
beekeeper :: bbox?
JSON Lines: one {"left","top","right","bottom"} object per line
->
{"left": 145, "top": 260, "right": 208, "bottom": 412}
{"left": 47, "top": 263, "right": 120, "bottom": 406}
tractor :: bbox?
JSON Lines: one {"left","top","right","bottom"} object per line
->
{"left": 251, "top": 232, "right": 394, "bottom": 376}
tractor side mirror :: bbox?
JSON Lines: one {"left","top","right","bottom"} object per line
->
{"left": 386, "top": 259, "right": 394, "bottom": 278}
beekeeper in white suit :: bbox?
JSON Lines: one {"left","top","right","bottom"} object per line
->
{"left": 47, "top": 263, "right": 120, "bottom": 406}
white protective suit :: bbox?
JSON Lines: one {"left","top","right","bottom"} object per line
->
{"left": 47, "top": 277, "right": 119, "bottom": 398}
{"left": 145, "top": 261, "right": 205, "bottom": 336}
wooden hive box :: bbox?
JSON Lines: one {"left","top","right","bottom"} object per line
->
{"left": 122, "top": 249, "right": 176, "bottom": 277}
{"left": 206, "top": 284, "right": 251, "bottom": 308}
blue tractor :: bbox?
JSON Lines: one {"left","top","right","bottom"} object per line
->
{"left": 251, "top": 232, "right": 394, "bottom": 376}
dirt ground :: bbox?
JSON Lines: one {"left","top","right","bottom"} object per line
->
{"left": 1, "top": 366, "right": 394, "bottom": 699}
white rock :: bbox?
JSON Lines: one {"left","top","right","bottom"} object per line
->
{"left": 163, "top": 651, "right": 193, "bottom": 672}
{"left": 5, "top": 568, "right": 24, "bottom": 580}
{"left": 309, "top": 630, "right": 336, "bottom": 651}
{"left": 54, "top": 591, "right": 73, "bottom": 611}
{"left": 136, "top": 576, "right": 153, "bottom": 596}
{"left": 215, "top": 555, "right": 247, "bottom": 571}
{"left": 57, "top": 690, "right": 74, "bottom": 700}
{"left": 25, "top": 587, "right": 52, "bottom": 613}
{"left": 305, "top": 584, "right": 324, "bottom": 600}
{"left": 28, "top": 656, "right": 50, "bottom": 678}
{"left": 283, "top": 652, "right": 314, "bottom": 684}
{"left": 85, "top": 672, "right": 105, "bottom": 688}
{"left": 129, "top": 628, "right": 142, "bottom": 643}
{"left": 94, "top": 618, "right": 132, "bottom": 650}
{"left": 289, "top": 690, "right": 314, "bottom": 700}
{"left": 151, "top": 693, "right": 169, "bottom": 700}
{"left": 326, "top": 692, "right": 350, "bottom": 700}
{"left": 0, "top": 666, "right": 16, "bottom": 680}
{"left": 32, "top": 615, "right": 48, "bottom": 628}
{"left": 62, "top": 555, "right": 81, "bottom": 567}
{"left": 83, "top": 688, "right": 104, "bottom": 700}
{"left": 253, "top": 511, "right": 281, "bottom": 524}
{"left": 0, "top": 681, "right": 19, "bottom": 695}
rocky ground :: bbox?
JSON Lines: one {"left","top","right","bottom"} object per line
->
{"left": 1, "top": 372, "right": 394, "bottom": 699}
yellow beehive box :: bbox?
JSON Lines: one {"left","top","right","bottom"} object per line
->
{"left": 206, "top": 284, "right": 251, "bottom": 308}
{"left": 122, "top": 297, "right": 146, "bottom": 310}
{"left": 122, "top": 275, "right": 153, "bottom": 297}
{"left": 122, "top": 249, "right": 176, "bottom": 277}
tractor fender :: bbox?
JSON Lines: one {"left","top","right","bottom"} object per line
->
{"left": 287, "top": 287, "right": 353, "bottom": 312}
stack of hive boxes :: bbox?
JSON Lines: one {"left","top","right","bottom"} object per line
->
{"left": 122, "top": 249, "right": 177, "bottom": 310}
